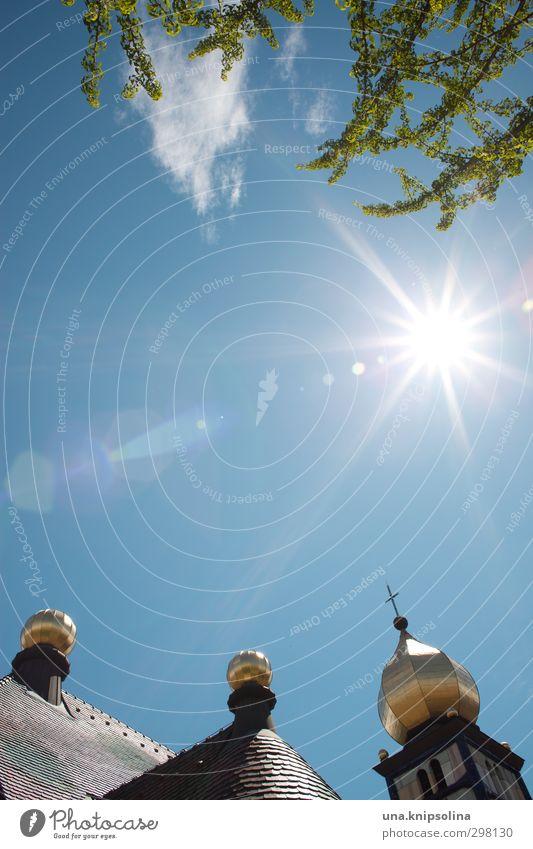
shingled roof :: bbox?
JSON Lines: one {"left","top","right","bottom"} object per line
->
{"left": 0, "top": 674, "right": 173, "bottom": 800}
{"left": 105, "top": 723, "right": 340, "bottom": 800}
{"left": 1, "top": 620, "right": 340, "bottom": 801}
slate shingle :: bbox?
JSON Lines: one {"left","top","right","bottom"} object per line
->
{"left": 0, "top": 673, "right": 340, "bottom": 800}
{"left": 105, "top": 726, "right": 340, "bottom": 800}
{"left": 0, "top": 675, "right": 173, "bottom": 800}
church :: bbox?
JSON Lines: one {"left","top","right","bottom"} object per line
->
{"left": 0, "top": 607, "right": 529, "bottom": 800}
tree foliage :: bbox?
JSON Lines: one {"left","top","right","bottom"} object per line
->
{"left": 61, "top": 0, "right": 532, "bottom": 229}
{"left": 61, "top": 1, "right": 313, "bottom": 106}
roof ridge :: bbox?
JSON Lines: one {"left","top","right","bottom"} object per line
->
{"left": 166, "top": 723, "right": 234, "bottom": 760}
{"left": 105, "top": 722, "right": 340, "bottom": 799}
{"left": 0, "top": 675, "right": 173, "bottom": 754}
{"left": 62, "top": 687, "right": 175, "bottom": 752}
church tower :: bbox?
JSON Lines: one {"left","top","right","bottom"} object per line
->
{"left": 373, "top": 588, "right": 530, "bottom": 800}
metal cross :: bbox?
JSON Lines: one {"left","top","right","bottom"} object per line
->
{"left": 385, "top": 584, "right": 400, "bottom": 617}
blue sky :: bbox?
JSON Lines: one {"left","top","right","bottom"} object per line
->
{"left": 1, "top": 2, "right": 532, "bottom": 799}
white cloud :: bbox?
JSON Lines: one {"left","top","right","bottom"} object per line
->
{"left": 129, "top": 36, "right": 252, "bottom": 215}
{"left": 275, "top": 29, "right": 334, "bottom": 137}
{"left": 304, "top": 90, "right": 334, "bottom": 136}
{"left": 277, "top": 27, "right": 306, "bottom": 82}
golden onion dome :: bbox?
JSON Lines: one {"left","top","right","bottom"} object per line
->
{"left": 378, "top": 617, "right": 479, "bottom": 744}
{"left": 227, "top": 650, "right": 272, "bottom": 690}
{"left": 20, "top": 609, "right": 77, "bottom": 656}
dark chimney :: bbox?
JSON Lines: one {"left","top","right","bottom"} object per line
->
{"left": 12, "top": 644, "right": 70, "bottom": 705}
{"left": 228, "top": 682, "right": 277, "bottom": 738}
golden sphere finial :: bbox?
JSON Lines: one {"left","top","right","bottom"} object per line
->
{"left": 227, "top": 650, "right": 272, "bottom": 690}
{"left": 378, "top": 749, "right": 389, "bottom": 762}
{"left": 20, "top": 609, "right": 77, "bottom": 656}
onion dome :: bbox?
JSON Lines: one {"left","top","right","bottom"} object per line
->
{"left": 226, "top": 650, "right": 272, "bottom": 690}
{"left": 378, "top": 615, "right": 480, "bottom": 744}
{"left": 20, "top": 609, "right": 77, "bottom": 656}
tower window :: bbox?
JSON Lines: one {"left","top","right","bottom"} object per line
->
{"left": 417, "top": 768, "right": 433, "bottom": 799}
{"left": 494, "top": 765, "right": 508, "bottom": 797}
{"left": 430, "top": 758, "right": 447, "bottom": 792}
{"left": 485, "top": 759, "right": 503, "bottom": 796}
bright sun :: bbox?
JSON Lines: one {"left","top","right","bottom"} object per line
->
{"left": 337, "top": 226, "right": 517, "bottom": 440}
{"left": 406, "top": 308, "right": 472, "bottom": 371}
{"left": 378, "top": 298, "right": 488, "bottom": 435}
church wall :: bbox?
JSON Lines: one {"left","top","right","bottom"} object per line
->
{"left": 468, "top": 748, "right": 525, "bottom": 799}
{"left": 393, "top": 744, "right": 466, "bottom": 800}
{"left": 446, "top": 788, "right": 477, "bottom": 800}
